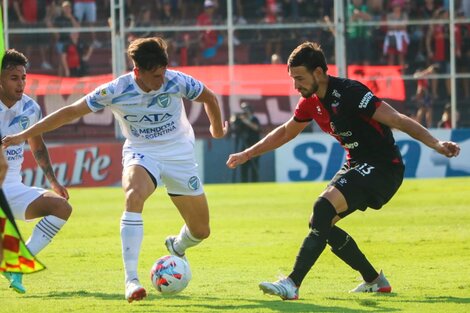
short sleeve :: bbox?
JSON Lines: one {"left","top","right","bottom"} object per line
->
{"left": 85, "top": 84, "right": 113, "bottom": 112}
{"left": 345, "top": 83, "right": 381, "bottom": 118}
{"left": 176, "top": 72, "right": 204, "bottom": 100}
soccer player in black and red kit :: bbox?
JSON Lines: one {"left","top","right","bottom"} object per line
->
{"left": 226, "top": 41, "right": 461, "bottom": 300}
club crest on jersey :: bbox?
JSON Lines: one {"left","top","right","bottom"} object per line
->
{"left": 19, "top": 116, "right": 30, "bottom": 130}
{"left": 156, "top": 94, "right": 171, "bottom": 108}
{"left": 188, "top": 176, "right": 200, "bottom": 190}
{"left": 130, "top": 125, "right": 140, "bottom": 137}
{"left": 100, "top": 89, "right": 107, "bottom": 97}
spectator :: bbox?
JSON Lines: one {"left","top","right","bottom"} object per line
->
{"left": 383, "top": 0, "right": 409, "bottom": 68}
{"left": 12, "top": 0, "right": 54, "bottom": 71}
{"left": 347, "top": 0, "right": 373, "bottom": 65}
{"left": 73, "top": 0, "right": 101, "bottom": 48}
{"left": 49, "top": 0, "right": 81, "bottom": 76}
{"left": 62, "top": 32, "right": 94, "bottom": 77}
{"left": 413, "top": 63, "right": 436, "bottom": 128}
{"left": 196, "top": 0, "right": 224, "bottom": 64}
{"left": 426, "top": 8, "right": 461, "bottom": 99}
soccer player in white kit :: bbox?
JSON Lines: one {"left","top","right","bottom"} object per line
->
{"left": 3, "top": 37, "right": 228, "bottom": 302}
{"left": 0, "top": 49, "right": 72, "bottom": 293}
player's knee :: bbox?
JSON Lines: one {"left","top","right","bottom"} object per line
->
{"left": 125, "top": 188, "right": 147, "bottom": 208}
{"left": 190, "top": 225, "right": 210, "bottom": 240}
{"left": 310, "top": 197, "right": 337, "bottom": 230}
{"left": 52, "top": 198, "right": 73, "bottom": 220}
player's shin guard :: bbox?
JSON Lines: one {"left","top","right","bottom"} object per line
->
{"left": 121, "top": 211, "right": 143, "bottom": 283}
{"left": 173, "top": 224, "right": 202, "bottom": 255}
{"left": 289, "top": 197, "right": 337, "bottom": 287}
{"left": 328, "top": 226, "right": 378, "bottom": 283}
{"left": 26, "top": 215, "right": 67, "bottom": 255}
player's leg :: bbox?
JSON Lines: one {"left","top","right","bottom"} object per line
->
{"left": 259, "top": 186, "right": 345, "bottom": 300}
{"left": 2, "top": 184, "right": 71, "bottom": 293}
{"left": 327, "top": 160, "right": 404, "bottom": 293}
{"left": 162, "top": 159, "right": 208, "bottom": 257}
{"left": 24, "top": 191, "right": 72, "bottom": 255}
{"left": 328, "top": 225, "right": 391, "bottom": 293}
{"left": 167, "top": 193, "right": 209, "bottom": 257}
{"left": 121, "top": 164, "right": 155, "bottom": 302}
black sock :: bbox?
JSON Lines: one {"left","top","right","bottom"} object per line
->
{"left": 328, "top": 226, "right": 378, "bottom": 282}
{"left": 288, "top": 197, "right": 337, "bottom": 287}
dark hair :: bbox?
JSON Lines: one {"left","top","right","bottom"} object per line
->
{"left": 1, "top": 49, "right": 28, "bottom": 71}
{"left": 287, "top": 42, "right": 328, "bottom": 72}
{"left": 127, "top": 37, "right": 169, "bottom": 71}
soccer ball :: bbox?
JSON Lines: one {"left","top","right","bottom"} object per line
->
{"left": 150, "top": 255, "right": 191, "bottom": 294}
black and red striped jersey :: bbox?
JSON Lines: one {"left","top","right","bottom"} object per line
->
{"left": 294, "top": 76, "right": 400, "bottom": 163}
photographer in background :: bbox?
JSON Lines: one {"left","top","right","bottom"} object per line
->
{"left": 229, "top": 102, "right": 261, "bottom": 182}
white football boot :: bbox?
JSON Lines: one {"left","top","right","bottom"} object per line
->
{"left": 259, "top": 276, "right": 299, "bottom": 300}
{"left": 164, "top": 236, "right": 188, "bottom": 262}
{"left": 125, "top": 279, "right": 147, "bottom": 303}
{"left": 349, "top": 270, "right": 392, "bottom": 293}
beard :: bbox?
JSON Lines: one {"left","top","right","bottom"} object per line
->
{"left": 299, "top": 81, "right": 319, "bottom": 98}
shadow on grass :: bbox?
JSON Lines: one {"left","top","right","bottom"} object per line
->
{"left": 157, "top": 295, "right": 400, "bottom": 313}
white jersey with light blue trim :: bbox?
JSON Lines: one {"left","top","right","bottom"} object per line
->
{"left": 85, "top": 69, "right": 204, "bottom": 160}
{"left": 0, "top": 95, "right": 42, "bottom": 184}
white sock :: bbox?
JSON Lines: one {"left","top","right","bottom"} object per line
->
{"left": 26, "top": 215, "right": 67, "bottom": 255}
{"left": 174, "top": 224, "right": 202, "bottom": 255}
{"left": 120, "top": 211, "right": 143, "bottom": 284}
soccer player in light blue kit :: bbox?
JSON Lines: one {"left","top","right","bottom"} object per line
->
{"left": 0, "top": 49, "right": 72, "bottom": 293}
{"left": 3, "top": 37, "right": 228, "bottom": 302}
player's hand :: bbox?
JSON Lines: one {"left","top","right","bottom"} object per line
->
{"left": 210, "top": 120, "right": 229, "bottom": 139}
{"left": 226, "top": 151, "right": 250, "bottom": 169}
{"left": 2, "top": 133, "right": 26, "bottom": 148}
{"left": 50, "top": 181, "right": 70, "bottom": 200}
{"left": 435, "top": 140, "right": 460, "bottom": 158}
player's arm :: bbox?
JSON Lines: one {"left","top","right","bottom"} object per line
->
{"left": 227, "top": 117, "right": 308, "bottom": 169}
{"left": 2, "top": 98, "right": 92, "bottom": 148}
{"left": 27, "top": 135, "right": 69, "bottom": 199}
{"left": 194, "top": 86, "right": 228, "bottom": 139}
{"left": 0, "top": 146, "right": 7, "bottom": 186}
{"left": 372, "top": 101, "right": 460, "bottom": 158}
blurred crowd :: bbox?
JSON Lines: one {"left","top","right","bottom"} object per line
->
{"left": 3, "top": 0, "right": 470, "bottom": 127}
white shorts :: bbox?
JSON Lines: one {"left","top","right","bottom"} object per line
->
{"left": 122, "top": 148, "right": 204, "bottom": 196}
{"left": 2, "top": 182, "right": 47, "bottom": 221}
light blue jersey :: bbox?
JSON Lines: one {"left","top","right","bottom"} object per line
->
{"left": 86, "top": 70, "right": 204, "bottom": 160}
{"left": 0, "top": 95, "right": 42, "bottom": 184}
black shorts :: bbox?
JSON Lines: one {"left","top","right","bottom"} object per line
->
{"left": 329, "top": 158, "right": 405, "bottom": 217}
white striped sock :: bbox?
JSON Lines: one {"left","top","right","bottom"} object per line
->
{"left": 26, "top": 215, "right": 67, "bottom": 255}
{"left": 120, "top": 211, "right": 143, "bottom": 283}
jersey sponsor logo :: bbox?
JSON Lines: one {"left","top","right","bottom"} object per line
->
{"left": 316, "top": 105, "right": 322, "bottom": 115}
{"left": 156, "top": 94, "right": 171, "bottom": 108}
{"left": 359, "top": 92, "right": 373, "bottom": 109}
{"left": 19, "top": 116, "right": 30, "bottom": 130}
{"left": 343, "top": 142, "right": 359, "bottom": 149}
{"left": 123, "top": 113, "right": 173, "bottom": 124}
{"left": 5, "top": 147, "right": 23, "bottom": 161}
{"left": 338, "top": 131, "right": 353, "bottom": 137}
{"left": 332, "top": 89, "right": 341, "bottom": 98}
{"left": 188, "top": 176, "right": 200, "bottom": 190}
{"left": 131, "top": 121, "right": 177, "bottom": 139}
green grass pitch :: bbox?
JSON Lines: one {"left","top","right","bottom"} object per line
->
{"left": 1, "top": 177, "right": 469, "bottom": 312}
